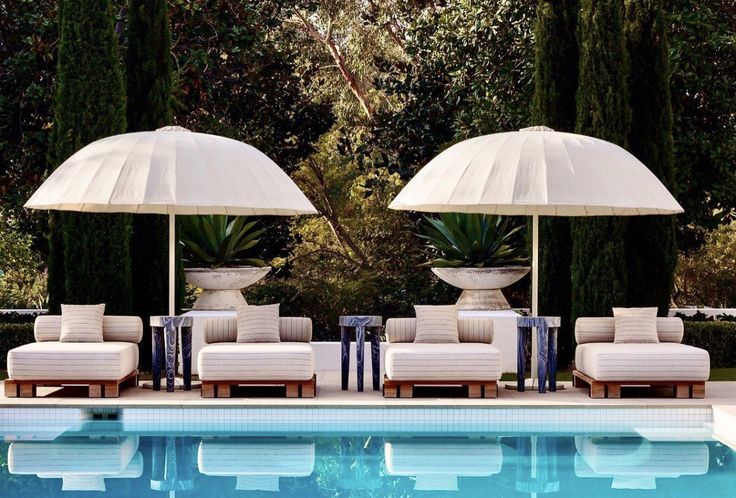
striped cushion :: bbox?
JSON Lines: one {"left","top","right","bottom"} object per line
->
{"left": 237, "top": 304, "right": 280, "bottom": 343}
{"left": 386, "top": 318, "right": 493, "bottom": 344}
{"left": 205, "top": 317, "right": 312, "bottom": 343}
{"left": 385, "top": 439, "right": 502, "bottom": 476}
{"left": 197, "top": 343, "right": 314, "bottom": 381}
{"left": 613, "top": 307, "right": 659, "bottom": 344}
{"left": 384, "top": 343, "right": 502, "bottom": 381}
{"left": 575, "top": 317, "right": 683, "bottom": 344}
{"left": 413, "top": 305, "right": 459, "bottom": 343}
{"left": 575, "top": 343, "right": 710, "bottom": 381}
{"left": 198, "top": 440, "right": 315, "bottom": 477}
{"left": 35, "top": 316, "right": 143, "bottom": 343}
{"left": 60, "top": 304, "right": 105, "bottom": 343}
{"left": 7, "top": 342, "right": 139, "bottom": 381}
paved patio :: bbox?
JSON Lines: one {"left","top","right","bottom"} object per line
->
{"left": 2, "top": 371, "right": 735, "bottom": 408}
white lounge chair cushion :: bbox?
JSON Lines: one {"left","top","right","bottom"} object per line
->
{"left": 237, "top": 304, "right": 280, "bottom": 343}
{"left": 384, "top": 343, "right": 502, "bottom": 381}
{"left": 198, "top": 440, "right": 315, "bottom": 477}
{"left": 384, "top": 440, "right": 502, "bottom": 476}
{"left": 413, "top": 305, "right": 459, "bottom": 343}
{"left": 35, "top": 315, "right": 143, "bottom": 343}
{"left": 612, "top": 307, "right": 659, "bottom": 344}
{"left": 197, "top": 343, "right": 315, "bottom": 381}
{"left": 7, "top": 342, "right": 139, "bottom": 381}
{"left": 60, "top": 304, "right": 105, "bottom": 343}
{"left": 575, "top": 343, "right": 710, "bottom": 381}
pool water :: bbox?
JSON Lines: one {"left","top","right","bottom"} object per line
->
{"left": 1, "top": 427, "right": 735, "bottom": 497}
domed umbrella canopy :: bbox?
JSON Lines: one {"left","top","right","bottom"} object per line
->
{"left": 26, "top": 126, "right": 317, "bottom": 315}
{"left": 389, "top": 126, "right": 683, "bottom": 317}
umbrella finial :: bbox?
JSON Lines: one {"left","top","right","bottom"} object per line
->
{"left": 520, "top": 125, "right": 555, "bottom": 132}
{"left": 156, "top": 125, "right": 192, "bottom": 132}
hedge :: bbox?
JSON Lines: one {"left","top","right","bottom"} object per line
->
{"left": 0, "top": 323, "right": 35, "bottom": 369}
{"left": 683, "top": 321, "right": 736, "bottom": 368}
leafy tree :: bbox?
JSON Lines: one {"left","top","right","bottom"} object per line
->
{"left": 531, "top": 0, "right": 578, "bottom": 364}
{"left": 0, "top": 219, "right": 47, "bottom": 309}
{"left": 48, "top": 0, "right": 132, "bottom": 313}
{"left": 571, "top": 0, "right": 630, "bottom": 321}
{"left": 624, "top": 0, "right": 677, "bottom": 315}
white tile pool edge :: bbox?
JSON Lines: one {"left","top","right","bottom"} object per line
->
{"left": 0, "top": 406, "right": 714, "bottom": 434}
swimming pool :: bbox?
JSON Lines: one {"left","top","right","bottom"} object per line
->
{"left": 1, "top": 409, "right": 735, "bottom": 497}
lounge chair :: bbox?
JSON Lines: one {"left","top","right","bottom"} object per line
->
{"left": 197, "top": 316, "right": 316, "bottom": 398}
{"left": 197, "top": 437, "right": 315, "bottom": 491}
{"left": 5, "top": 315, "right": 142, "bottom": 398}
{"left": 572, "top": 317, "right": 710, "bottom": 398}
{"left": 383, "top": 317, "right": 501, "bottom": 398}
{"left": 8, "top": 436, "right": 143, "bottom": 492}
{"left": 574, "top": 436, "right": 709, "bottom": 489}
{"left": 384, "top": 438, "right": 503, "bottom": 491}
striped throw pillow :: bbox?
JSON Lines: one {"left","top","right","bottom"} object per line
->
{"left": 60, "top": 303, "right": 105, "bottom": 343}
{"left": 613, "top": 307, "right": 659, "bottom": 344}
{"left": 414, "top": 305, "right": 459, "bottom": 343}
{"left": 237, "top": 304, "right": 281, "bottom": 343}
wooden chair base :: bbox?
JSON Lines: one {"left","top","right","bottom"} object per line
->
{"left": 572, "top": 370, "right": 705, "bottom": 399}
{"left": 4, "top": 370, "right": 138, "bottom": 399}
{"left": 382, "top": 375, "right": 498, "bottom": 398}
{"left": 201, "top": 374, "right": 317, "bottom": 398}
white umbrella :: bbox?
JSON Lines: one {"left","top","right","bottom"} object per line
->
{"left": 26, "top": 126, "right": 317, "bottom": 315}
{"left": 389, "top": 126, "right": 683, "bottom": 317}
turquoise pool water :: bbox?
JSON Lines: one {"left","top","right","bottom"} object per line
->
{"left": 1, "top": 422, "right": 735, "bottom": 497}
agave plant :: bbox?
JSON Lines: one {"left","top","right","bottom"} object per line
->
{"left": 418, "top": 213, "right": 528, "bottom": 268}
{"left": 179, "top": 215, "right": 267, "bottom": 268}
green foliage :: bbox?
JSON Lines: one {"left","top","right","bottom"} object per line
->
{"left": 624, "top": 0, "right": 677, "bottom": 315}
{"left": 179, "top": 216, "right": 267, "bottom": 268}
{"left": 683, "top": 320, "right": 736, "bottom": 368}
{"left": 0, "top": 323, "right": 35, "bottom": 369}
{"left": 670, "top": 0, "right": 736, "bottom": 244}
{"left": 531, "top": 0, "right": 578, "bottom": 364}
{"left": 418, "top": 214, "right": 528, "bottom": 268}
{"left": 675, "top": 223, "right": 736, "bottom": 307}
{"left": 48, "top": 0, "right": 132, "bottom": 314}
{"left": 0, "top": 221, "right": 47, "bottom": 309}
{"left": 571, "top": 0, "right": 630, "bottom": 322}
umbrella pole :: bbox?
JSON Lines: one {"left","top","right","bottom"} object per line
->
{"left": 531, "top": 214, "right": 539, "bottom": 380}
{"left": 169, "top": 213, "right": 176, "bottom": 316}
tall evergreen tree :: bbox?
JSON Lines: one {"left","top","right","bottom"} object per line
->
{"left": 624, "top": 0, "right": 677, "bottom": 315}
{"left": 571, "top": 0, "right": 631, "bottom": 321}
{"left": 126, "top": 0, "right": 178, "bottom": 369}
{"left": 531, "top": 0, "right": 578, "bottom": 365}
{"left": 48, "top": 0, "right": 132, "bottom": 313}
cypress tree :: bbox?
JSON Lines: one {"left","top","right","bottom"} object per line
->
{"left": 531, "top": 0, "right": 578, "bottom": 365}
{"left": 571, "top": 0, "right": 631, "bottom": 321}
{"left": 624, "top": 0, "right": 677, "bottom": 315}
{"left": 48, "top": 0, "right": 132, "bottom": 314}
{"left": 126, "top": 0, "right": 176, "bottom": 368}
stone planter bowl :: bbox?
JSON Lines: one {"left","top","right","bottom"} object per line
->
{"left": 185, "top": 266, "right": 271, "bottom": 310}
{"left": 431, "top": 266, "right": 531, "bottom": 310}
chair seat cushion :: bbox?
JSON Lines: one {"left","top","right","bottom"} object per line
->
{"left": 575, "top": 343, "right": 710, "bottom": 381}
{"left": 198, "top": 343, "right": 314, "bottom": 381}
{"left": 385, "top": 343, "right": 502, "bottom": 382}
{"left": 7, "top": 342, "right": 139, "bottom": 381}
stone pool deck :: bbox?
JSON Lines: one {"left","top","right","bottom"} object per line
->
{"left": 1, "top": 371, "right": 734, "bottom": 408}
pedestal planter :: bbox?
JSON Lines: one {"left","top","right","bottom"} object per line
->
{"left": 185, "top": 266, "right": 270, "bottom": 310}
{"left": 432, "top": 267, "right": 530, "bottom": 310}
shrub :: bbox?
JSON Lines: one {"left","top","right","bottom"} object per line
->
{"left": 0, "top": 323, "right": 35, "bottom": 369}
{"left": 682, "top": 320, "right": 736, "bottom": 368}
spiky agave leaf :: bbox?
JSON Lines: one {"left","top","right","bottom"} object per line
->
{"left": 179, "top": 215, "right": 267, "bottom": 268}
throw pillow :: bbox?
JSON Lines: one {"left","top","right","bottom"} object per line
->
{"left": 236, "top": 303, "right": 281, "bottom": 343}
{"left": 414, "top": 304, "right": 459, "bottom": 343}
{"left": 60, "top": 303, "right": 105, "bottom": 342}
{"left": 613, "top": 307, "right": 659, "bottom": 343}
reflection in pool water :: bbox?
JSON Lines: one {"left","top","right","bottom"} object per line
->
{"left": 1, "top": 429, "right": 735, "bottom": 497}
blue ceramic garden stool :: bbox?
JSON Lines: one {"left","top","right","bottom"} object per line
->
{"left": 151, "top": 315, "right": 194, "bottom": 392}
{"left": 340, "top": 316, "right": 382, "bottom": 392}
{"left": 517, "top": 316, "right": 561, "bottom": 393}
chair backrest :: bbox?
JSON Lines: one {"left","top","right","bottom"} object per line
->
{"left": 203, "top": 316, "right": 312, "bottom": 344}
{"left": 385, "top": 318, "right": 493, "bottom": 344}
{"left": 34, "top": 315, "right": 143, "bottom": 343}
{"left": 575, "top": 317, "right": 683, "bottom": 345}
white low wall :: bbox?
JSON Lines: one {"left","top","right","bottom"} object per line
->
{"left": 669, "top": 308, "right": 736, "bottom": 318}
